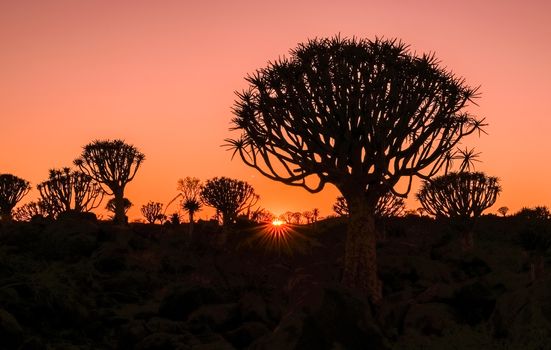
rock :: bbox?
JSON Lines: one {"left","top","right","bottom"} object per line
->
{"left": 490, "top": 278, "right": 551, "bottom": 345}
{"left": 250, "top": 287, "right": 390, "bottom": 350}
{"left": 187, "top": 303, "right": 239, "bottom": 331}
{"left": 225, "top": 322, "right": 270, "bottom": 348}
{"left": 193, "top": 332, "right": 235, "bottom": 350}
{"left": 92, "top": 243, "right": 128, "bottom": 273}
{"left": 135, "top": 332, "right": 197, "bottom": 350}
{"left": 238, "top": 292, "right": 271, "bottom": 325}
{"left": 159, "top": 286, "right": 223, "bottom": 321}
{"left": 448, "top": 281, "right": 498, "bottom": 326}
{"left": 0, "top": 308, "right": 24, "bottom": 350}
{"left": 403, "top": 303, "right": 457, "bottom": 336}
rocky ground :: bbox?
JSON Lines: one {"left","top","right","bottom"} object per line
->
{"left": 0, "top": 214, "right": 550, "bottom": 349}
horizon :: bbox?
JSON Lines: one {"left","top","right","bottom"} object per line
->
{"left": 2, "top": 1, "right": 550, "bottom": 220}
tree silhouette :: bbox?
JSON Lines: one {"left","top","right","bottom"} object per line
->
{"left": 226, "top": 36, "right": 484, "bottom": 303}
{"left": 0, "top": 174, "right": 31, "bottom": 222}
{"left": 106, "top": 197, "right": 132, "bottom": 219}
{"left": 182, "top": 198, "right": 201, "bottom": 235}
{"left": 416, "top": 172, "right": 500, "bottom": 250}
{"left": 333, "top": 192, "right": 406, "bottom": 218}
{"left": 200, "top": 177, "right": 258, "bottom": 229}
{"left": 140, "top": 201, "right": 165, "bottom": 224}
{"left": 74, "top": 139, "right": 144, "bottom": 224}
{"left": 37, "top": 168, "right": 104, "bottom": 216}
{"left": 13, "top": 201, "right": 50, "bottom": 221}
{"left": 497, "top": 206, "right": 509, "bottom": 217}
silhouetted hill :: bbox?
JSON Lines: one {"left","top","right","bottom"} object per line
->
{"left": 0, "top": 215, "right": 550, "bottom": 349}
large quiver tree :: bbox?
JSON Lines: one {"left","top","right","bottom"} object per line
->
{"left": 74, "top": 139, "right": 144, "bottom": 224}
{"left": 227, "top": 36, "right": 484, "bottom": 304}
{"left": 0, "top": 174, "right": 31, "bottom": 222}
{"left": 37, "top": 167, "right": 104, "bottom": 216}
{"left": 416, "top": 171, "right": 500, "bottom": 250}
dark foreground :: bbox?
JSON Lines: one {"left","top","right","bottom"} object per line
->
{"left": 0, "top": 214, "right": 550, "bottom": 349}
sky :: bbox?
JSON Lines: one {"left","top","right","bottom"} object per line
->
{"left": 1, "top": 0, "right": 550, "bottom": 221}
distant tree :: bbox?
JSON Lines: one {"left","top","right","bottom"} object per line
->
{"left": 497, "top": 206, "right": 509, "bottom": 217}
{"left": 182, "top": 198, "right": 201, "bottom": 235}
{"left": 37, "top": 167, "right": 104, "bottom": 216}
{"left": 0, "top": 174, "right": 31, "bottom": 222}
{"left": 169, "top": 212, "right": 181, "bottom": 225}
{"left": 416, "top": 172, "right": 501, "bottom": 250}
{"left": 291, "top": 212, "right": 302, "bottom": 224}
{"left": 74, "top": 139, "right": 144, "bottom": 224}
{"left": 312, "top": 208, "right": 320, "bottom": 222}
{"left": 226, "top": 36, "right": 484, "bottom": 302}
{"left": 302, "top": 210, "right": 314, "bottom": 224}
{"left": 282, "top": 211, "right": 294, "bottom": 224}
{"left": 141, "top": 201, "right": 165, "bottom": 224}
{"left": 200, "top": 177, "right": 258, "bottom": 229}
{"left": 13, "top": 201, "right": 50, "bottom": 221}
{"left": 333, "top": 192, "right": 406, "bottom": 218}
{"left": 106, "top": 197, "right": 132, "bottom": 218}
{"left": 250, "top": 208, "right": 275, "bottom": 223}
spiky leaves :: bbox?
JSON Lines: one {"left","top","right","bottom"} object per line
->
{"left": 227, "top": 36, "right": 484, "bottom": 197}
{"left": 416, "top": 172, "right": 500, "bottom": 219}
{"left": 200, "top": 177, "right": 258, "bottom": 227}
{"left": 37, "top": 168, "right": 104, "bottom": 215}
{"left": 0, "top": 174, "right": 31, "bottom": 222}
{"left": 74, "top": 139, "right": 144, "bottom": 223}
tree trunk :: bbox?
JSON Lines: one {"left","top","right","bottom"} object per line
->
{"left": 113, "top": 189, "right": 127, "bottom": 224}
{"left": 188, "top": 212, "right": 194, "bottom": 238}
{"left": 342, "top": 194, "right": 382, "bottom": 305}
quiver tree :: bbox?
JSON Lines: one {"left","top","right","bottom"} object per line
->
{"left": 0, "top": 174, "right": 31, "bottom": 222}
{"left": 226, "top": 36, "right": 484, "bottom": 303}
{"left": 182, "top": 198, "right": 201, "bottom": 236}
{"left": 200, "top": 177, "right": 258, "bottom": 231}
{"left": 140, "top": 201, "right": 165, "bottom": 224}
{"left": 416, "top": 171, "right": 501, "bottom": 250}
{"left": 106, "top": 198, "right": 132, "bottom": 218}
{"left": 13, "top": 201, "right": 51, "bottom": 221}
{"left": 37, "top": 167, "right": 104, "bottom": 216}
{"left": 74, "top": 139, "right": 145, "bottom": 224}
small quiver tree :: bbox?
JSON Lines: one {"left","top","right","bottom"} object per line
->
{"left": 106, "top": 198, "right": 132, "bottom": 219}
{"left": 37, "top": 167, "right": 104, "bottom": 217}
{"left": 13, "top": 200, "right": 53, "bottom": 221}
{"left": 200, "top": 177, "right": 258, "bottom": 244}
{"left": 74, "top": 139, "right": 144, "bottom": 224}
{"left": 140, "top": 201, "right": 165, "bottom": 224}
{"left": 182, "top": 198, "right": 201, "bottom": 237}
{"left": 227, "top": 36, "right": 484, "bottom": 303}
{"left": 416, "top": 171, "right": 500, "bottom": 250}
{"left": 0, "top": 174, "right": 31, "bottom": 222}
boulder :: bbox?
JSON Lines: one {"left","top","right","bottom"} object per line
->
{"left": 0, "top": 308, "right": 24, "bottom": 350}
{"left": 225, "top": 322, "right": 270, "bottom": 349}
{"left": 490, "top": 278, "right": 551, "bottom": 346}
{"left": 187, "top": 303, "right": 239, "bottom": 331}
{"left": 250, "top": 287, "right": 390, "bottom": 350}
{"left": 159, "top": 285, "right": 223, "bottom": 321}
{"left": 403, "top": 303, "right": 457, "bottom": 336}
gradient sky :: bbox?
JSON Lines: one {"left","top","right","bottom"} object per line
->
{"left": 1, "top": 0, "right": 550, "bottom": 220}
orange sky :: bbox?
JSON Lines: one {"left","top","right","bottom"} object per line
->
{"left": 1, "top": 0, "right": 550, "bottom": 220}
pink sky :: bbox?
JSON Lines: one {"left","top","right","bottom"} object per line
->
{"left": 1, "top": 0, "right": 550, "bottom": 220}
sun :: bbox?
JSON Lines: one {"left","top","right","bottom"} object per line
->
{"left": 271, "top": 219, "right": 285, "bottom": 226}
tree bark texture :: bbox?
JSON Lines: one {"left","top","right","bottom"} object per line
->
{"left": 342, "top": 195, "right": 383, "bottom": 304}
